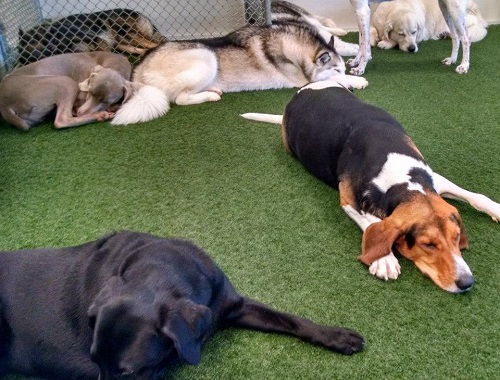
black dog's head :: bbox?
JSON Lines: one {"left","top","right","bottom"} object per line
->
{"left": 87, "top": 277, "right": 213, "bottom": 380}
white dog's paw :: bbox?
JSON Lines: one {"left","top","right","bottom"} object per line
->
{"left": 442, "top": 57, "right": 456, "bottom": 66}
{"left": 369, "top": 253, "right": 401, "bottom": 281}
{"left": 377, "top": 40, "right": 396, "bottom": 50}
{"left": 455, "top": 63, "right": 469, "bottom": 74}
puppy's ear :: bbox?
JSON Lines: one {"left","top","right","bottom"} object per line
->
{"left": 79, "top": 78, "right": 91, "bottom": 92}
{"left": 383, "top": 24, "right": 393, "bottom": 41}
{"left": 122, "top": 81, "right": 139, "bottom": 104}
{"left": 161, "top": 300, "right": 212, "bottom": 365}
{"left": 315, "top": 51, "right": 332, "bottom": 66}
{"left": 91, "top": 64, "right": 104, "bottom": 73}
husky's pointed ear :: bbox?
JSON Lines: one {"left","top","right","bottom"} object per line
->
{"left": 328, "top": 35, "right": 335, "bottom": 49}
{"left": 315, "top": 51, "right": 332, "bottom": 66}
{"left": 19, "top": 28, "right": 24, "bottom": 37}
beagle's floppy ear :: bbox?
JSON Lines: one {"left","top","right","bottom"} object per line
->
{"left": 161, "top": 300, "right": 212, "bottom": 365}
{"left": 359, "top": 217, "right": 404, "bottom": 265}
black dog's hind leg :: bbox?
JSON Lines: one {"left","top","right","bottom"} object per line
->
{"left": 225, "top": 297, "right": 364, "bottom": 355}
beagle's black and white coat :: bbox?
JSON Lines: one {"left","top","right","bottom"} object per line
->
{"left": 242, "top": 79, "right": 500, "bottom": 293}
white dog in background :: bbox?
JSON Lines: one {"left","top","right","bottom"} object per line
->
{"left": 347, "top": 0, "right": 476, "bottom": 75}
{"left": 370, "top": 0, "right": 487, "bottom": 53}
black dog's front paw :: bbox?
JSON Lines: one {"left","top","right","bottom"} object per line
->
{"left": 325, "top": 327, "right": 365, "bottom": 355}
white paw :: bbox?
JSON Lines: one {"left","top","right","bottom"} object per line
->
{"left": 349, "top": 76, "right": 369, "bottom": 89}
{"left": 369, "top": 253, "right": 401, "bottom": 281}
{"left": 336, "top": 41, "right": 359, "bottom": 57}
{"left": 455, "top": 63, "right": 469, "bottom": 74}
{"left": 472, "top": 194, "right": 500, "bottom": 222}
{"left": 377, "top": 40, "right": 395, "bottom": 50}
{"left": 442, "top": 57, "right": 455, "bottom": 66}
{"left": 205, "top": 91, "right": 222, "bottom": 102}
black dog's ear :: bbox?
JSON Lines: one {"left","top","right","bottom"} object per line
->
{"left": 87, "top": 276, "right": 124, "bottom": 327}
{"left": 161, "top": 301, "right": 212, "bottom": 365}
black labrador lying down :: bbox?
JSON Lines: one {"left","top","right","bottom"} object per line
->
{"left": 0, "top": 231, "right": 364, "bottom": 379}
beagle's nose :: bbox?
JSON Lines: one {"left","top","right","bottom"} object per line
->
{"left": 455, "top": 274, "right": 474, "bottom": 292}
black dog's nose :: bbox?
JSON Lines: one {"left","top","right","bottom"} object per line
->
{"left": 456, "top": 274, "right": 474, "bottom": 292}
{"left": 408, "top": 45, "right": 416, "bottom": 53}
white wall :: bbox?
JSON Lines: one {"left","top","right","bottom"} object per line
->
{"left": 289, "top": 0, "right": 500, "bottom": 31}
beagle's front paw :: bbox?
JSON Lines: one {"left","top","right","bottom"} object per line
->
{"left": 369, "top": 252, "right": 401, "bottom": 280}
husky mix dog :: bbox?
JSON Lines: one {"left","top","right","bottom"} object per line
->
{"left": 111, "top": 22, "right": 368, "bottom": 125}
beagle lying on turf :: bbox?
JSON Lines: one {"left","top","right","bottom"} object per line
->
{"left": 242, "top": 79, "right": 500, "bottom": 293}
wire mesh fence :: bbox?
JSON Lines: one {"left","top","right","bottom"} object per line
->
{"left": 0, "top": 0, "right": 270, "bottom": 78}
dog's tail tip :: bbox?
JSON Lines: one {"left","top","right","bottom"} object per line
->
{"left": 111, "top": 85, "right": 169, "bottom": 126}
{"left": 240, "top": 113, "right": 283, "bottom": 124}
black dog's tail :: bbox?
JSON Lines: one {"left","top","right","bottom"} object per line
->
{"left": 227, "top": 297, "right": 364, "bottom": 355}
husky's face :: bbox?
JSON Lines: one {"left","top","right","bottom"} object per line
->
{"left": 312, "top": 49, "right": 346, "bottom": 81}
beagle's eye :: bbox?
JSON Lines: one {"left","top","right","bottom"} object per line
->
{"left": 422, "top": 242, "right": 437, "bottom": 250}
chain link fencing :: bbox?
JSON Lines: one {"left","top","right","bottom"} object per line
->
{"left": 0, "top": 0, "right": 271, "bottom": 78}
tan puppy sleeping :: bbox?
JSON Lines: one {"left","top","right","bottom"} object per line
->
{"left": 370, "top": 0, "right": 487, "bottom": 53}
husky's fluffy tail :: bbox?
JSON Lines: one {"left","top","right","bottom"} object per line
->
{"left": 111, "top": 85, "right": 169, "bottom": 125}
{"left": 240, "top": 113, "right": 283, "bottom": 124}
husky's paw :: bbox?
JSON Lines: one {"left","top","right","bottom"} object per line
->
{"left": 348, "top": 76, "right": 369, "bottom": 89}
{"left": 369, "top": 252, "right": 401, "bottom": 281}
{"left": 335, "top": 39, "right": 359, "bottom": 57}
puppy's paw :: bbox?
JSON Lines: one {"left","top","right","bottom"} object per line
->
{"left": 377, "top": 40, "right": 396, "bottom": 50}
{"left": 97, "top": 111, "right": 115, "bottom": 121}
{"left": 369, "top": 252, "right": 401, "bottom": 281}
{"left": 208, "top": 87, "right": 223, "bottom": 96}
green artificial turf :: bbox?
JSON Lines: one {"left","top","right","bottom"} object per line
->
{"left": 1, "top": 26, "right": 500, "bottom": 380}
